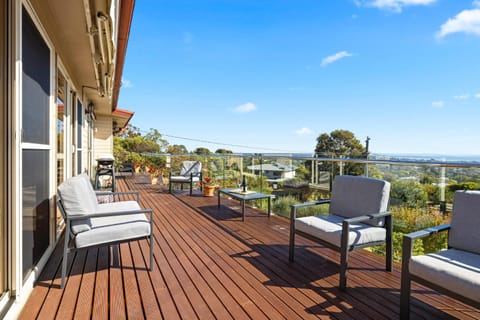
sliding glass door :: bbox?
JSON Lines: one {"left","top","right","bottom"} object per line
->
{"left": 0, "top": 0, "right": 6, "bottom": 296}
{"left": 21, "top": 7, "right": 51, "bottom": 279}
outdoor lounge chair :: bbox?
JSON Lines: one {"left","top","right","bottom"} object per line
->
{"left": 117, "top": 161, "right": 135, "bottom": 176}
{"left": 400, "top": 190, "right": 480, "bottom": 319}
{"left": 57, "top": 174, "right": 153, "bottom": 288}
{"left": 289, "top": 175, "right": 392, "bottom": 290}
{"left": 168, "top": 160, "right": 202, "bottom": 196}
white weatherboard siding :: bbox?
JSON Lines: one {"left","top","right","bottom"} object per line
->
{"left": 94, "top": 115, "right": 113, "bottom": 162}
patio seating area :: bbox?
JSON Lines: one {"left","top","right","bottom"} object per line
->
{"left": 19, "top": 175, "right": 479, "bottom": 319}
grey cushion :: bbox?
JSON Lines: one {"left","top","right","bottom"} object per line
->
{"left": 179, "top": 161, "right": 202, "bottom": 176}
{"left": 170, "top": 175, "right": 200, "bottom": 183}
{"left": 295, "top": 214, "right": 386, "bottom": 247}
{"left": 80, "top": 173, "right": 99, "bottom": 205}
{"left": 58, "top": 174, "right": 98, "bottom": 216}
{"left": 75, "top": 212, "right": 150, "bottom": 248}
{"left": 58, "top": 174, "right": 99, "bottom": 234}
{"left": 449, "top": 190, "right": 480, "bottom": 255}
{"left": 409, "top": 249, "right": 480, "bottom": 303}
{"left": 329, "top": 175, "right": 390, "bottom": 227}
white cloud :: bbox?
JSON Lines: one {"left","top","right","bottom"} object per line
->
{"left": 436, "top": 9, "right": 480, "bottom": 38}
{"left": 121, "top": 78, "right": 133, "bottom": 88}
{"left": 454, "top": 94, "right": 470, "bottom": 100}
{"left": 321, "top": 51, "right": 353, "bottom": 67}
{"left": 233, "top": 102, "right": 257, "bottom": 113}
{"left": 432, "top": 100, "right": 444, "bottom": 108}
{"left": 475, "top": 93, "right": 480, "bottom": 98}
{"left": 355, "top": 0, "right": 436, "bottom": 13}
{"left": 295, "top": 127, "right": 313, "bottom": 136}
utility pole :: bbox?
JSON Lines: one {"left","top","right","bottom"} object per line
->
{"left": 365, "top": 136, "right": 370, "bottom": 177}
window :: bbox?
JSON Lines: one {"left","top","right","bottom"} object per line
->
{"left": 0, "top": 0, "right": 6, "bottom": 295}
{"left": 76, "top": 99, "right": 82, "bottom": 174}
{"left": 56, "top": 71, "right": 66, "bottom": 237}
{"left": 21, "top": 7, "right": 51, "bottom": 279}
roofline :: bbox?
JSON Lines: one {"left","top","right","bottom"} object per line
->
{"left": 112, "top": 0, "right": 135, "bottom": 111}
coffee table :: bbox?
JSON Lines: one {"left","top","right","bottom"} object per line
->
{"left": 218, "top": 188, "right": 272, "bottom": 222}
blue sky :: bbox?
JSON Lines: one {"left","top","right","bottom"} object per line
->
{"left": 118, "top": 0, "right": 480, "bottom": 155}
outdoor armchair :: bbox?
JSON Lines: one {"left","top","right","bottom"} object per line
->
{"left": 117, "top": 161, "right": 135, "bottom": 176}
{"left": 168, "top": 160, "right": 202, "bottom": 196}
{"left": 289, "top": 175, "right": 392, "bottom": 290}
{"left": 57, "top": 174, "right": 153, "bottom": 288}
{"left": 400, "top": 190, "right": 480, "bottom": 319}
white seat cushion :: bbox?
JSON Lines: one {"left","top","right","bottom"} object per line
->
{"left": 170, "top": 176, "right": 200, "bottom": 183}
{"left": 295, "top": 214, "right": 386, "bottom": 247}
{"left": 75, "top": 201, "right": 150, "bottom": 248}
{"left": 410, "top": 249, "right": 480, "bottom": 303}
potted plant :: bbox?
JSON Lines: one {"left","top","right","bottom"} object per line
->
{"left": 148, "top": 166, "right": 162, "bottom": 184}
{"left": 201, "top": 176, "right": 218, "bottom": 197}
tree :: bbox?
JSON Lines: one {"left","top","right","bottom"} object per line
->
{"left": 193, "top": 147, "right": 211, "bottom": 155}
{"left": 215, "top": 148, "right": 233, "bottom": 154}
{"left": 167, "top": 144, "right": 188, "bottom": 155}
{"left": 314, "top": 129, "right": 366, "bottom": 176}
{"left": 144, "top": 128, "right": 169, "bottom": 152}
{"left": 391, "top": 180, "right": 428, "bottom": 208}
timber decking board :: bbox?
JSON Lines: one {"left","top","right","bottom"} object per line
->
{"left": 17, "top": 175, "right": 480, "bottom": 320}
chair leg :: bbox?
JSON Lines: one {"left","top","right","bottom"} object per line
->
{"left": 339, "top": 247, "right": 348, "bottom": 291}
{"left": 61, "top": 228, "right": 70, "bottom": 289}
{"left": 190, "top": 179, "right": 193, "bottom": 196}
{"left": 289, "top": 230, "right": 295, "bottom": 262}
{"left": 340, "top": 222, "right": 350, "bottom": 291}
{"left": 400, "top": 235, "right": 413, "bottom": 319}
{"left": 149, "top": 233, "right": 154, "bottom": 271}
{"left": 400, "top": 268, "right": 411, "bottom": 319}
{"left": 289, "top": 206, "right": 296, "bottom": 262}
{"left": 386, "top": 215, "right": 393, "bottom": 271}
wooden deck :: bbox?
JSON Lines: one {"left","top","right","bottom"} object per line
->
{"left": 19, "top": 175, "right": 480, "bottom": 319}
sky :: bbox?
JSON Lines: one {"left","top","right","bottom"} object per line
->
{"left": 118, "top": 0, "right": 480, "bottom": 155}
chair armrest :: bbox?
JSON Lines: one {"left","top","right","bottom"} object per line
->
{"left": 95, "top": 191, "right": 140, "bottom": 202}
{"left": 404, "top": 223, "right": 451, "bottom": 241}
{"left": 343, "top": 211, "right": 391, "bottom": 224}
{"left": 290, "top": 200, "right": 331, "bottom": 221}
{"left": 68, "top": 208, "right": 153, "bottom": 221}
{"left": 402, "top": 223, "right": 451, "bottom": 264}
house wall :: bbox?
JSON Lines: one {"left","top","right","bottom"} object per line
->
{"left": 1, "top": 1, "right": 115, "bottom": 317}
{"left": 94, "top": 115, "right": 114, "bottom": 162}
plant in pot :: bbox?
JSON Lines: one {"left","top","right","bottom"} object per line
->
{"left": 201, "top": 176, "right": 218, "bottom": 197}
{"left": 148, "top": 166, "right": 162, "bottom": 184}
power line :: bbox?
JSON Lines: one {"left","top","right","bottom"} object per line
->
{"left": 161, "top": 133, "right": 301, "bottom": 153}
{"left": 128, "top": 127, "right": 310, "bottom": 153}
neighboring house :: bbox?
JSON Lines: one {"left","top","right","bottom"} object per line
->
{"left": 247, "top": 163, "right": 297, "bottom": 182}
{"left": 0, "top": 0, "right": 135, "bottom": 317}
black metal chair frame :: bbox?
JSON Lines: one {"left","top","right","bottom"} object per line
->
{"left": 57, "top": 191, "right": 154, "bottom": 289}
{"left": 117, "top": 162, "right": 135, "bottom": 176}
{"left": 400, "top": 224, "right": 480, "bottom": 319}
{"left": 289, "top": 200, "right": 392, "bottom": 291}
{"left": 168, "top": 168, "right": 202, "bottom": 196}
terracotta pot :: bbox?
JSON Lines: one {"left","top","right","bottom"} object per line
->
{"left": 203, "top": 185, "right": 216, "bottom": 197}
